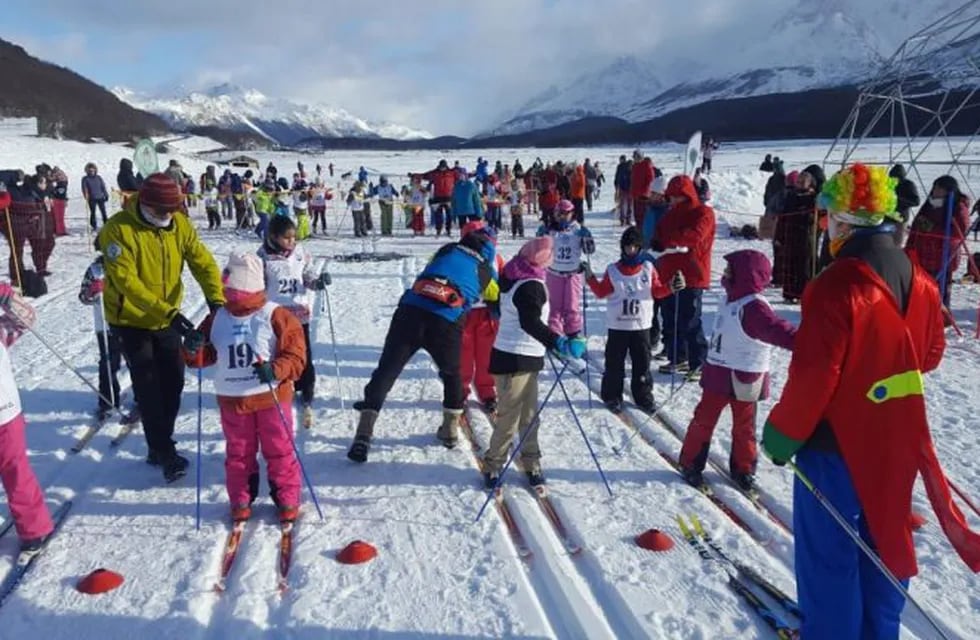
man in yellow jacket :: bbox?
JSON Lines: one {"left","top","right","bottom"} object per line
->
{"left": 98, "top": 172, "right": 225, "bottom": 483}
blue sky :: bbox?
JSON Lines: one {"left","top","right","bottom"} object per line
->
{"left": 4, "top": 0, "right": 785, "bottom": 135}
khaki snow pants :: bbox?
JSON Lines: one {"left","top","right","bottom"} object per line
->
{"left": 484, "top": 372, "right": 541, "bottom": 472}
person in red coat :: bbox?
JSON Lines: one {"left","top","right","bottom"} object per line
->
{"left": 763, "top": 163, "right": 980, "bottom": 639}
{"left": 418, "top": 160, "right": 458, "bottom": 236}
{"left": 905, "top": 174, "right": 971, "bottom": 309}
{"left": 653, "top": 175, "right": 715, "bottom": 377}
{"left": 629, "top": 151, "right": 655, "bottom": 230}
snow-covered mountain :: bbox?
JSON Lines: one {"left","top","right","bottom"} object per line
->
{"left": 112, "top": 83, "right": 432, "bottom": 146}
{"left": 487, "top": 0, "right": 969, "bottom": 136}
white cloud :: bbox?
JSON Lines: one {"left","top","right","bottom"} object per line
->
{"left": 8, "top": 0, "right": 793, "bottom": 135}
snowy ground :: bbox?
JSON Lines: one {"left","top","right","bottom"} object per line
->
{"left": 0, "top": 136, "right": 977, "bottom": 638}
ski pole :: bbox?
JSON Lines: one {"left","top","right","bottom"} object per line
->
{"left": 475, "top": 361, "right": 569, "bottom": 523}
{"left": 261, "top": 363, "right": 324, "bottom": 521}
{"left": 548, "top": 354, "right": 613, "bottom": 496}
{"left": 660, "top": 247, "right": 689, "bottom": 397}
{"left": 195, "top": 351, "right": 203, "bottom": 531}
{"left": 321, "top": 280, "right": 344, "bottom": 412}
{"left": 787, "top": 460, "right": 952, "bottom": 640}
{"left": 6, "top": 302, "right": 126, "bottom": 420}
{"left": 582, "top": 254, "right": 592, "bottom": 409}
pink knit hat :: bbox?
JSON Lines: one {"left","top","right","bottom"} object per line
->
{"left": 518, "top": 235, "right": 553, "bottom": 268}
{"left": 222, "top": 251, "right": 266, "bottom": 294}
{"left": 557, "top": 199, "right": 574, "bottom": 213}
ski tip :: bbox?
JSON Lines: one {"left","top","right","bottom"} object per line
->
{"left": 213, "top": 582, "right": 226, "bottom": 594}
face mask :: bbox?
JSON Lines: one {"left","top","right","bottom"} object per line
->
{"left": 140, "top": 205, "right": 173, "bottom": 228}
{"left": 929, "top": 197, "right": 945, "bottom": 208}
{"left": 223, "top": 287, "right": 254, "bottom": 304}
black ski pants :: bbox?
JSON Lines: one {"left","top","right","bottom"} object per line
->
{"left": 361, "top": 304, "right": 463, "bottom": 412}
{"left": 115, "top": 325, "right": 185, "bottom": 459}
{"left": 601, "top": 328, "right": 654, "bottom": 406}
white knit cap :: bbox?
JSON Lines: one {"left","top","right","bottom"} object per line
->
{"left": 222, "top": 251, "right": 265, "bottom": 293}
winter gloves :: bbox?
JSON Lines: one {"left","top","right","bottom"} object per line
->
{"left": 171, "top": 312, "right": 205, "bottom": 356}
{"left": 312, "top": 271, "right": 332, "bottom": 290}
{"left": 555, "top": 335, "right": 587, "bottom": 360}
{"left": 580, "top": 261, "right": 595, "bottom": 279}
{"left": 252, "top": 360, "right": 276, "bottom": 384}
{"left": 670, "top": 272, "right": 686, "bottom": 292}
{"left": 761, "top": 420, "right": 804, "bottom": 467}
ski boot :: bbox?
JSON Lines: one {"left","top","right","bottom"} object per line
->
{"left": 604, "top": 400, "right": 623, "bottom": 414}
{"left": 525, "top": 462, "right": 546, "bottom": 489}
{"left": 483, "top": 469, "right": 500, "bottom": 491}
{"left": 162, "top": 453, "right": 189, "bottom": 484}
{"left": 681, "top": 466, "right": 707, "bottom": 491}
{"left": 230, "top": 504, "right": 252, "bottom": 522}
{"left": 278, "top": 505, "right": 300, "bottom": 524}
{"left": 732, "top": 473, "right": 757, "bottom": 494}
{"left": 347, "top": 409, "right": 378, "bottom": 463}
{"left": 658, "top": 361, "right": 689, "bottom": 375}
{"left": 635, "top": 398, "right": 657, "bottom": 415}
{"left": 481, "top": 398, "right": 497, "bottom": 417}
{"left": 436, "top": 409, "right": 462, "bottom": 449}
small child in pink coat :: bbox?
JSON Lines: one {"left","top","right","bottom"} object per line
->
{"left": 0, "top": 283, "right": 54, "bottom": 550}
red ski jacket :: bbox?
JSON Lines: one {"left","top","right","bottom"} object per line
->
{"left": 654, "top": 176, "right": 715, "bottom": 289}
{"left": 767, "top": 258, "right": 980, "bottom": 578}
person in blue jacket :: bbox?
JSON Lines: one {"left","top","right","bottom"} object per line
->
{"left": 358, "top": 166, "right": 369, "bottom": 184}
{"left": 452, "top": 169, "right": 484, "bottom": 227}
{"left": 348, "top": 226, "right": 497, "bottom": 463}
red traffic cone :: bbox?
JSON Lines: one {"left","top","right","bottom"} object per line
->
{"left": 909, "top": 510, "right": 927, "bottom": 531}
{"left": 636, "top": 528, "right": 674, "bottom": 552}
{"left": 76, "top": 568, "right": 125, "bottom": 594}
{"left": 337, "top": 540, "right": 377, "bottom": 564}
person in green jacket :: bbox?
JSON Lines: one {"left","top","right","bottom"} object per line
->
{"left": 98, "top": 172, "right": 225, "bottom": 483}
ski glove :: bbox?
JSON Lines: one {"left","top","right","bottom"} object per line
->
{"left": 182, "top": 330, "right": 205, "bottom": 357}
{"left": 313, "top": 271, "right": 332, "bottom": 290}
{"left": 670, "top": 272, "right": 686, "bottom": 292}
{"left": 555, "top": 335, "right": 587, "bottom": 360}
{"left": 580, "top": 261, "right": 594, "bottom": 279}
{"left": 252, "top": 360, "right": 276, "bottom": 384}
{"left": 581, "top": 236, "right": 596, "bottom": 255}
{"left": 207, "top": 301, "right": 223, "bottom": 314}
{"left": 169, "top": 312, "right": 195, "bottom": 336}
{"left": 761, "top": 420, "right": 803, "bottom": 467}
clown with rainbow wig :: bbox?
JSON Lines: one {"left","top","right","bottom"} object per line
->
{"left": 761, "top": 163, "right": 980, "bottom": 638}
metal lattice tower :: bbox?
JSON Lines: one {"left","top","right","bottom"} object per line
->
{"left": 824, "top": 0, "right": 980, "bottom": 197}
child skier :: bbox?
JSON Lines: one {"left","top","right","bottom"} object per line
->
{"left": 187, "top": 252, "right": 307, "bottom": 523}
{"left": 459, "top": 221, "right": 504, "bottom": 414}
{"left": 0, "top": 283, "right": 54, "bottom": 550}
{"left": 585, "top": 227, "right": 685, "bottom": 413}
{"left": 253, "top": 180, "right": 276, "bottom": 239}
{"left": 292, "top": 186, "right": 311, "bottom": 240}
{"left": 78, "top": 250, "right": 124, "bottom": 422}
{"left": 510, "top": 199, "right": 526, "bottom": 239}
{"left": 204, "top": 183, "right": 221, "bottom": 230}
{"left": 406, "top": 178, "right": 428, "bottom": 236}
{"left": 484, "top": 175, "right": 504, "bottom": 231}
{"left": 258, "top": 216, "right": 333, "bottom": 427}
{"left": 482, "top": 236, "right": 585, "bottom": 488}
{"left": 347, "top": 182, "right": 368, "bottom": 237}
{"left": 372, "top": 175, "right": 399, "bottom": 236}
{"left": 536, "top": 199, "right": 594, "bottom": 336}
{"left": 309, "top": 179, "right": 332, "bottom": 235}
{"left": 679, "top": 249, "right": 795, "bottom": 491}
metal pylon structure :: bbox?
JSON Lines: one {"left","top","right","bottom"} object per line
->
{"left": 824, "top": 0, "right": 980, "bottom": 198}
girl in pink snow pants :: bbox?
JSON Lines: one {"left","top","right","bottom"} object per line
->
{"left": 188, "top": 252, "right": 308, "bottom": 523}
{"left": 537, "top": 200, "right": 595, "bottom": 337}
{"left": 0, "top": 284, "right": 54, "bottom": 547}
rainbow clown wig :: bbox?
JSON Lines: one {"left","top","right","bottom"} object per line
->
{"left": 818, "top": 163, "right": 899, "bottom": 226}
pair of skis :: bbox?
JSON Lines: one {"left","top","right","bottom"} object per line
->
{"left": 460, "top": 410, "right": 582, "bottom": 560}
{"left": 70, "top": 408, "right": 140, "bottom": 454}
{"left": 0, "top": 500, "right": 73, "bottom": 607}
{"left": 677, "top": 514, "right": 799, "bottom": 639}
{"left": 214, "top": 517, "right": 295, "bottom": 594}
